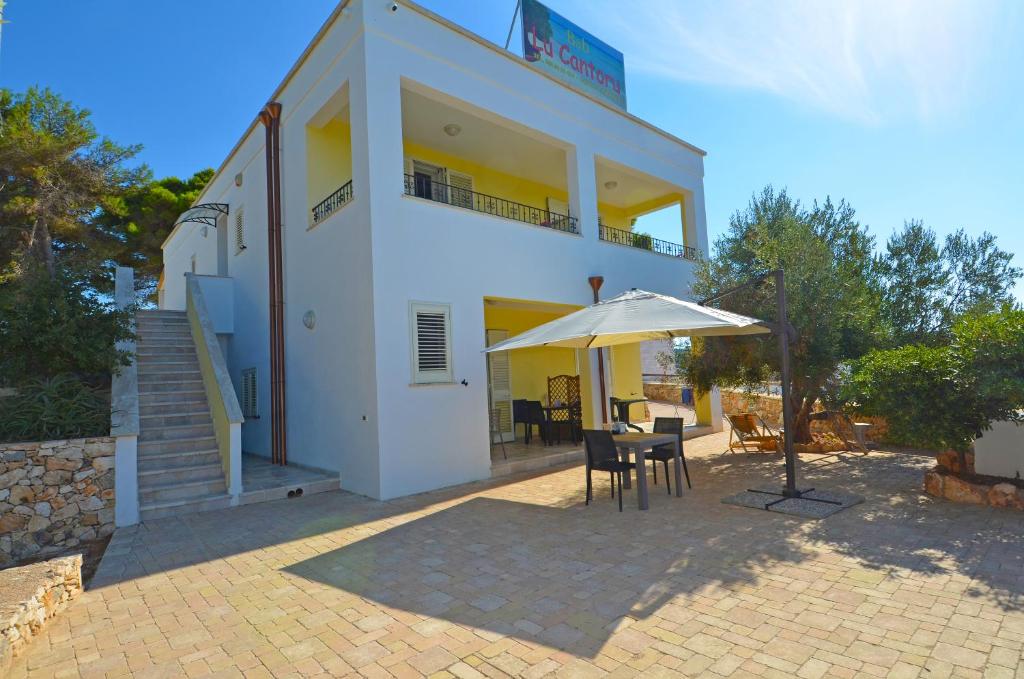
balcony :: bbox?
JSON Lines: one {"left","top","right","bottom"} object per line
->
{"left": 311, "top": 180, "right": 354, "bottom": 225}
{"left": 403, "top": 174, "right": 578, "bottom": 234}
{"left": 599, "top": 223, "right": 697, "bottom": 261}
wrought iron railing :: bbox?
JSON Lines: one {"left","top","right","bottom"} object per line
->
{"left": 599, "top": 223, "right": 698, "bottom": 261}
{"left": 311, "top": 180, "right": 354, "bottom": 225}
{"left": 403, "top": 174, "right": 578, "bottom": 234}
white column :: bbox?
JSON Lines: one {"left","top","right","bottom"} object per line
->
{"left": 567, "top": 144, "right": 599, "bottom": 240}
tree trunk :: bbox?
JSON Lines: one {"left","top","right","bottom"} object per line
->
{"left": 790, "top": 394, "right": 816, "bottom": 444}
{"left": 26, "top": 218, "right": 55, "bottom": 278}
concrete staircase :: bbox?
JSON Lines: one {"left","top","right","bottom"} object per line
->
{"left": 135, "top": 310, "right": 231, "bottom": 522}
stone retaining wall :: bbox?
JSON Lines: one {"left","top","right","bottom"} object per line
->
{"left": 719, "top": 390, "right": 890, "bottom": 442}
{"left": 923, "top": 449, "right": 1024, "bottom": 510}
{"left": 0, "top": 554, "right": 83, "bottom": 672}
{"left": 0, "top": 437, "right": 116, "bottom": 567}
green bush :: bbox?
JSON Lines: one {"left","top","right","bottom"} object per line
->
{"left": 0, "top": 266, "right": 134, "bottom": 386}
{"left": 847, "top": 308, "right": 1024, "bottom": 453}
{"left": 0, "top": 375, "right": 110, "bottom": 443}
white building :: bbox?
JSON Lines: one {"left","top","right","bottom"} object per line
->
{"left": 159, "top": 0, "right": 720, "bottom": 501}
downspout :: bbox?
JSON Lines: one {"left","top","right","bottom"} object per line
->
{"left": 588, "top": 276, "right": 608, "bottom": 424}
{"left": 259, "top": 102, "right": 288, "bottom": 466}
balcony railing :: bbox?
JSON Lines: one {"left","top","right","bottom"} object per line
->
{"left": 311, "top": 180, "right": 354, "bottom": 225}
{"left": 403, "top": 174, "right": 579, "bottom": 234}
{"left": 599, "top": 223, "right": 698, "bottom": 261}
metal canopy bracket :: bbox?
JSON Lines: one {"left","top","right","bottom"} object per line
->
{"left": 174, "top": 203, "right": 229, "bottom": 228}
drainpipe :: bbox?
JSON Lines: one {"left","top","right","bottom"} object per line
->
{"left": 260, "top": 102, "right": 288, "bottom": 466}
{"left": 587, "top": 276, "right": 608, "bottom": 425}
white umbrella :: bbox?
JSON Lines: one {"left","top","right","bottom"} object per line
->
{"left": 484, "top": 288, "right": 770, "bottom": 353}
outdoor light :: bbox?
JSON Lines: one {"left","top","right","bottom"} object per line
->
{"left": 234, "top": 172, "right": 243, "bottom": 187}
{"left": 303, "top": 310, "right": 317, "bottom": 330}
{"left": 604, "top": 180, "right": 618, "bottom": 190}
{"left": 443, "top": 123, "right": 462, "bottom": 137}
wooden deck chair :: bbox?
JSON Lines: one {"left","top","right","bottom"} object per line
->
{"left": 825, "top": 411, "right": 869, "bottom": 454}
{"left": 726, "top": 412, "right": 781, "bottom": 453}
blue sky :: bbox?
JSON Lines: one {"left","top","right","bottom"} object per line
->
{"left": 4, "top": 0, "right": 1022, "bottom": 296}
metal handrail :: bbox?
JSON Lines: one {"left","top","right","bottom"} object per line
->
{"left": 599, "top": 223, "right": 698, "bottom": 261}
{"left": 311, "top": 180, "right": 354, "bottom": 225}
{"left": 403, "top": 174, "right": 578, "bottom": 234}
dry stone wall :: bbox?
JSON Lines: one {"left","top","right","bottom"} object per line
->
{"left": 0, "top": 437, "right": 116, "bottom": 567}
{"left": 0, "top": 554, "right": 83, "bottom": 672}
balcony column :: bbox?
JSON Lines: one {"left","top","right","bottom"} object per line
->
{"left": 567, "top": 145, "right": 599, "bottom": 239}
{"left": 688, "top": 184, "right": 710, "bottom": 255}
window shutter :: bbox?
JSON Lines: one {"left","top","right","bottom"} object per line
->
{"left": 240, "top": 367, "right": 258, "bottom": 418}
{"left": 448, "top": 171, "right": 474, "bottom": 210}
{"left": 410, "top": 302, "right": 453, "bottom": 384}
{"left": 234, "top": 207, "right": 246, "bottom": 253}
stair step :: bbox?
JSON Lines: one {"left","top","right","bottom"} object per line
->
{"left": 138, "top": 435, "right": 218, "bottom": 454}
{"left": 138, "top": 372, "right": 203, "bottom": 383}
{"left": 139, "top": 391, "right": 208, "bottom": 407}
{"left": 139, "top": 401, "right": 208, "bottom": 417}
{"left": 139, "top": 411, "right": 211, "bottom": 428}
{"left": 140, "top": 477, "right": 227, "bottom": 505}
{"left": 138, "top": 449, "right": 221, "bottom": 470}
{"left": 138, "top": 362, "right": 201, "bottom": 374}
{"left": 138, "top": 382, "right": 205, "bottom": 396}
{"left": 139, "top": 463, "right": 224, "bottom": 487}
{"left": 140, "top": 494, "right": 232, "bottom": 523}
{"left": 137, "top": 346, "right": 197, "bottom": 356}
{"left": 139, "top": 423, "right": 215, "bottom": 442}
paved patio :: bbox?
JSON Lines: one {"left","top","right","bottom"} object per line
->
{"left": 10, "top": 432, "right": 1024, "bottom": 678}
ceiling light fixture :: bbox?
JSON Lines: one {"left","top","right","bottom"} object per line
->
{"left": 443, "top": 123, "right": 462, "bottom": 137}
{"left": 604, "top": 180, "right": 618, "bottom": 190}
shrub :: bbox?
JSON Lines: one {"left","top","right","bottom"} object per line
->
{"left": 847, "top": 307, "right": 1024, "bottom": 453}
{"left": 0, "top": 375, "right": 109, "bottom": 442}
{"left": 0, "top": 266, "right": 134, "bottom": 386}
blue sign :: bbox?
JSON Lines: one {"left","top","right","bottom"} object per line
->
{"left": 521, "top": 0, "right": 627, "bottom": 110}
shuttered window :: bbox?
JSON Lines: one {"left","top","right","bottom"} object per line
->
{"left": 448, "top": 171, "right": 474, "bottom": 210}
{"left": 234, "top": 207, "right": 246, "bottom": 253}
{"left": 240, "top": 367, "right": 258, "bottom": 418}
{"left": 410, "top": 302, "right": 453, "bottom": 384}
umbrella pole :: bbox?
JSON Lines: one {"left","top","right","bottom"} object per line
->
{"left": 588, "top": 276, "right": 609, "bottom": 425}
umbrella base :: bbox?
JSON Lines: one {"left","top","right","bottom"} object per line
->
{"left": 722, "top": 487, "right": 864, "bottom": 519}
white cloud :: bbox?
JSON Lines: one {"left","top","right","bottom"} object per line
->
{"left": 556, "top": 0, "right": 1006, "bottom": 124}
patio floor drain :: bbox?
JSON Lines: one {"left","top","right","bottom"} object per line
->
{"left": 721, "top": 488, "right": 864, "bottom": 518}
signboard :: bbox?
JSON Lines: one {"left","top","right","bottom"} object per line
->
{"left": 520, "top": 0, "right": 626, "bottom": 110}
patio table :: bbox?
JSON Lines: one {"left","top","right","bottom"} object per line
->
{"left": 612, "top": 398, "right": 648, "bottom": 432}
{"left": 612, "top": 432, "right": 682, "bottom": 510}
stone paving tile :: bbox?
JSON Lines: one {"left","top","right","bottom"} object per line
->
{"left": 9, "top": 432, "right": 1024, "bottom": 678}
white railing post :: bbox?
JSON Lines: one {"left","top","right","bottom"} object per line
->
{"left": 111, "top": 266, "right": 140, "bottom": 526}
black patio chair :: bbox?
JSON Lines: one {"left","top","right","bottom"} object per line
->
{"left": 582, "top": 429, "right": 634, "bottom": 512}
{"left": 525, "top": 400, "right": 549, "bottom": 445}
{"left": 649, "top": 417, "right": 691, "bottom": 492}
{"left": 512, "top": 399, "right": 530, "bottom": 442}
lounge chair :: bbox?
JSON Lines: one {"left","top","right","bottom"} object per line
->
{"left": 726, "top": 412, "right": 781, "bottom": 453}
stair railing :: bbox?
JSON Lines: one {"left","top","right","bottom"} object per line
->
{"left": 185, "top": 274, "right": 244, "bottom": 502}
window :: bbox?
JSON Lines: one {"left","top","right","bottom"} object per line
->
{"left": 240, "top": 367, "right": 258, "bottom": 418}
{"left": 234, "top": 207, "right": 246, "bottom": 253}
{"left": 410, "top": 302, "right": 452, "bottom": 384}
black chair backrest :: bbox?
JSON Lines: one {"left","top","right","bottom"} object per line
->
{"left": 582, "top": 429, "right": 619, "bottom": 467}
{"left": 653, "top": 417, "right": 683, "bottom": 436}
{"left": 513, "top": 399, "right": 529, "bottom": 422}
{"left": 526, "top": 400, "right": 545, "bottom": 423}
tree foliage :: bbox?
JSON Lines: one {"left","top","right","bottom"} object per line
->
{"left": 88, "top": 169, "right": 213, "bottom": 299}
{"left": 687, "top": 187, "right": 881, "bottom": 442}
{"left": 0, "top": 264, "right": 134, "bottom": 387}
{"left": 0, "top": 87, "right": 145, "bottom": 280}
{"left": 847, "top": 308, "right": 1024, "bottom": 454}
{"left": 876, "top": 220, "right": 1021, "bottom": 345}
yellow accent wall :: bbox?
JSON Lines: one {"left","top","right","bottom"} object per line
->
{"left": 483, "top": 303, "right": 598, "bottom": 429}
{"left": 610, "top": 344, "right": 645, "bottom": 422}
{"left": 306, "top": 118, "right": 352, "bottom": 218}
{"left": 694, "top": 390, "right": 712, "bottom": 425}
{"left": 405, "top": 141, "right": 569, "bottom": 214}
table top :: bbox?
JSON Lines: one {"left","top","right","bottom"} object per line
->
{"left": 612, "top": 432, "right": 676, "bottom": 447}
{"left": 613, "top": 398, "right": 648, "bottom": 406}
